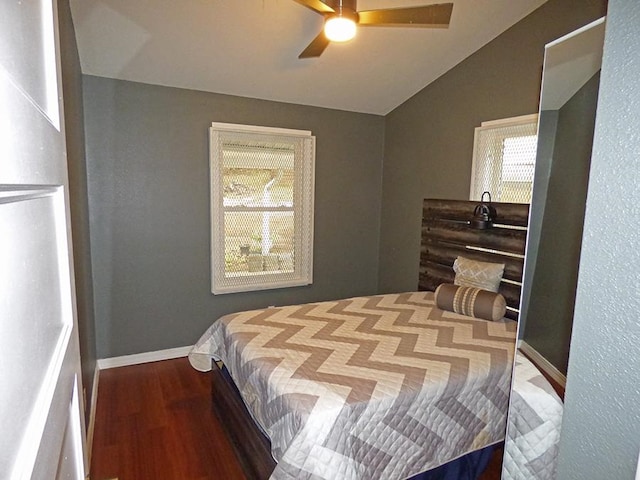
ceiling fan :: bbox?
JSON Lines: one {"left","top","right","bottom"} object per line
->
{"left": 293, "top": 0, "right": 454, "bottom": 58}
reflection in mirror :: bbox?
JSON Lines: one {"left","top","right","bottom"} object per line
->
{"left": 502, "top": 18, "right": 605, "bottom": 480}
{"left": 518, "top": 18, "right": 605, "bottom": 375}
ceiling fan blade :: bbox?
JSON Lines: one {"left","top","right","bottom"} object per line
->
{"left": 358, "top": 3, "right": 453, "bottom": 28}
{"left": 299, "top": 31, "right": 331, "bottom": 58}
{"left": 292, "top": 0, "right": 335, "bottom": 14}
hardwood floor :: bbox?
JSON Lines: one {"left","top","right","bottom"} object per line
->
{"left": 90, "top": 357, "right": 504, "bottom": 480}
{"left": 91, "top": 358, "right": 246, "bottom": 480}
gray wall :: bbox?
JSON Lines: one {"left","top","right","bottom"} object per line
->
{"left": 83, "top": 77, "right": 385, "bottom": 358}
{"left": 57, "top": 0, "right": 97, "bottom": 417}
{"left": 378, "top": 0, "right": 607, "bottom": 293}
{"left": 517, "top": 109, "right": 559, "bottom": 337}
{"left": 558, "top": 1, "right": 640, "bottom": 477}
{"left": 523, "top": 72, "right": 600, "bottom": 374}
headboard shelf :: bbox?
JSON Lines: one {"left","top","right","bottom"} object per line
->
{"left": 419, "top": 199, "right": 530, "bottom": 321}
{"left": 424, "top": 221, "right": 527, "bottom": 256}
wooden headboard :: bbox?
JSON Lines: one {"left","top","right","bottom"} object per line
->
{"left": 419, "top": 199, "right": 530, "bottom": 320}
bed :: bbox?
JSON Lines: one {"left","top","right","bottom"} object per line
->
{"left": 189, "top": 199, "right": 530, "bottom": 479}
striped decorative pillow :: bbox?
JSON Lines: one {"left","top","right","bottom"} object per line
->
{"left": 453, "top": 256, "right": 504, "bottom": 293}
{"left": 435, "top": 283, "right": 507, "bottom": 321}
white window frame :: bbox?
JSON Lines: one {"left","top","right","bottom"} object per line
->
{"left": 210, "top": 122, "right": 315, "bottom": 294}
{"left": 470, "top": 113, "right": 538, "bottom": 202}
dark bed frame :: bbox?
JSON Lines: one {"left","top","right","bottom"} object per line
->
{"left": 210, "top": 198, "right": 530, "bottom": 479}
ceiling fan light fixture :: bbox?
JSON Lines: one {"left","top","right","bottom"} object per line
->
{"left": 324, "top": 15, "right": 357, "bottom": 42}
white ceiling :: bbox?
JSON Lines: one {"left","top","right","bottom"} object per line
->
{"left": 69, "top": 0, "right": 548, "bottom": 115}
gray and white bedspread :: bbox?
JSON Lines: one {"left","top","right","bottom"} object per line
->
{"left": 189, "top": 291, "right": 517, "bottom": 480}
{"left": 503, "top": 354, "right": 564, "bottom": 480}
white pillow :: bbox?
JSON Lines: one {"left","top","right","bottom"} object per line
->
{"left": 453, "top": 256, "right": 505, "bottom": 293}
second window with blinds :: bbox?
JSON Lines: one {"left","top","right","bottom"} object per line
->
{"left": 210, "top": 123, "right": 315, "bottom": 294}
{"left": 470, "top": 114, "right": 538, "bottom": 203}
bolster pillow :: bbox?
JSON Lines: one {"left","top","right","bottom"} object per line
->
{"left": 435, "top": 283, "right": 507, "bottom": 321}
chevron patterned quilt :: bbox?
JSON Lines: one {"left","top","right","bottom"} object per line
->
{"left": 502, "top": 355, "right": 564, "bottom": 480}
{"left": 189, "top": 291, "right": 517, "bottom": 480}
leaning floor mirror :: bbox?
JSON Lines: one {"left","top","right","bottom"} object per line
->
{"left": 501, "top": 17, "right": 605, "bottom": 480}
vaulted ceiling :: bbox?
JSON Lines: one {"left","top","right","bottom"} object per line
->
{"left": 70, "top": 0, "right": 548, "bottom": 115}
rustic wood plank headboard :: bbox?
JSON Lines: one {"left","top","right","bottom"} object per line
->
{"left": 419, "top": 199, "right": 530, "bottom": 321}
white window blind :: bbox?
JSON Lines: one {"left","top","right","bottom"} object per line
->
{"left": 470, "top": 114, "right": 538, "bottom": 203}
{"left": 210, "top": 123, "right": 315, "bottom": 294}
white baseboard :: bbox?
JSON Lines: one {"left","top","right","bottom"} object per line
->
{"left": 97, "top": 345, "right": 193, "bottom": 370}
{"left": 86, "top": 364, "right": 99, "bottom": 468}
{"left": 519, "top": 340, "right": 567, "bottom": 388}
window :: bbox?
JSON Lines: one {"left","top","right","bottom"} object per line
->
{"left": 470, "top": 114, "right": 538, "bottom": 203}
{"left": 210, "top": 123, "right": 315, "bottom": 294}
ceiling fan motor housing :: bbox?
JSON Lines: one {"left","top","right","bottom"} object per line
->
{"left": 328, "top": 0, "right": 359, "bottom": 21}
{"left": 329, "top": 0, "right": 357, "bottom": 11}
